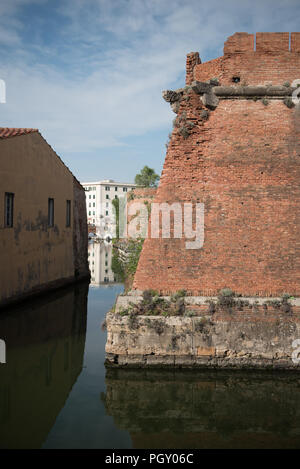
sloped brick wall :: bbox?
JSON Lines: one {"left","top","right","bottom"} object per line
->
{"left": 133, "top": 32, "right": 300, "bottom": 296}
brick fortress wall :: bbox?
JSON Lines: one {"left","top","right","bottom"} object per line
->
{"left": 133, "top": 33, "right": 300, "bottom": 296}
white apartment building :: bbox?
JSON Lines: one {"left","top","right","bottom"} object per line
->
{"left": 81, "top": 179, "right": 136, "bottom": 238}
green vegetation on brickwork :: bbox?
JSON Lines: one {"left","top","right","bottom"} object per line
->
{"left": 111, "top": 197, "right": 127, "bottom": 240}
{"left": 111, "top": 237, "right": 145, "bottom": 282}
{"left": 117, "top": 289, "right": 187, "bottom": 317}
{"left": 112, "top": 198, "right": 120, "bottom": 239}
{"left": 111, "top": 248, "right": 125, "bottom": 281}
{"left": 117, "top": 288, "right": 294, "bottom": 317}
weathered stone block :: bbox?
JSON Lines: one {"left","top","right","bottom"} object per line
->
{"left": 162, "top": 90, "right": 181, "bottom": 103}
{"left": 190, "top": 81, "right": 212, "bottom": 94}
{"left": 106, "top": 309, "right": 300, "bottom": 369}
{"left": 201, "top": 92, "right": 219, "bottom": 109}
{"left": 197, "top": 346, "right": 216, "bottom": 356}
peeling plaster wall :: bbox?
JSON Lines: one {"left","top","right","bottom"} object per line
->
{"left": 0, "top": 132, "right": 89, "bottom": 306}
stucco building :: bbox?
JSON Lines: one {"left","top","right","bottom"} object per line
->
{"left": 0, "top": 128, "right": 89, "bottom": 307}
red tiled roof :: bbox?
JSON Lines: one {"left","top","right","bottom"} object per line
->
{"left": 0, "top": 128, "right": 38, "bottom": 139}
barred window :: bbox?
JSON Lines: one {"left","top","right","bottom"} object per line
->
{"left": 4, "top": 193, "right": 14, "bottom": 227}
{"left": 66, "top": 200, "right": 71, "bottom": 227}
{"left": 48, "top": 198, "right": 54, "bottom": 227}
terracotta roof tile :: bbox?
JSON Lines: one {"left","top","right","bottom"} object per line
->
{"left": 0, "top": 128, "right": 38, "bottom": 139}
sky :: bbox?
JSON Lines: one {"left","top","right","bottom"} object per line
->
{"left": 0, "top": 0, "right": 299, "bottom": 183}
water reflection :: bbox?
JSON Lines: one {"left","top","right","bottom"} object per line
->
{"left": 102, "top": 369, "right": 300, "bottom": 449}
{"left": 0, "top": 282, "right": 88, "bottom": 449}
{"left": 88, "top": 242, "right": 118, "bottom": 285}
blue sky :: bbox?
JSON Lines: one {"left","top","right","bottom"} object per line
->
{"left": 0, "top": 0, "right": 299, "bottom": 183}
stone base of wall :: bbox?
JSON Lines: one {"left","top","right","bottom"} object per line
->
{"left": 105, "top": 294, "right": 300, "bottom": 370}
{"left": 106, "top": 352, "right": 300, "bottom": 370}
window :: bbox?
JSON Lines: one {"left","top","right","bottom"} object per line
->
{"left": 106, "top": 210, "right": 108, "bottom": 216}
{"left": 93, "top": 195, "right": 95, "bottom": 199}
{"left": 89, "top": 211, "right": 91, "bottom": 216}
{"left": 93, "top": 203, "right": 95, "bottom": 207}
{"left": 115, "top": 195, "right": 118, "bottom": 199}
{"left": 106, "top": 194, "right": 109, "bottom": 200}
{"left": 115, "top": 187, "right": 118, "bottom": 191}
{"left": 89, "top": 195, "right": 91, "bottom": 199}
{"left": 106, "top": 202, "right": 109, "bottom": 207}
{"left": 66, "top": 200, "right": 71, "bottom": 227}
{"left": 4, "top": 192, "right": 14, "bottom": 227}
{"left": 93, "top": 211, "right": 95, "bottom": 215}
{"left": 48, "top": 198, "right": 54, "bottom": 227}
{"left": 105, "top": 186, "right": 110, "bottom": 191}
{"left": 123, "top": 187, "right": 127, "bottom": 192}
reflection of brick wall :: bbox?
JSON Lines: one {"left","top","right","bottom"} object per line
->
{"left": 133, "top": 32, "right": 300, "bottom": 296}
{"left": 88, "top": 224, "right": 96, "bottom": 234}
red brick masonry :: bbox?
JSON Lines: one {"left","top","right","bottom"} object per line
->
{"left": 133, "top": 33, "right": 300, "bottom": 296}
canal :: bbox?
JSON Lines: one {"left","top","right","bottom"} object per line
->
{"left": 1, "top": 243, "right": 300, "bottom": 449}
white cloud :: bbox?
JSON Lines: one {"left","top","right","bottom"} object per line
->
{"left": 0, "top": 0, "right": 300, "bottom": 157}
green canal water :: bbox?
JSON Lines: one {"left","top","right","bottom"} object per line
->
{"left": 1, "top": 281, "right": 300, "bottom": 449}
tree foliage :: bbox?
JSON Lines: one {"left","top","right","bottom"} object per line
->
{"left": 134, "top": 166, "right": 159, "bottom": 187}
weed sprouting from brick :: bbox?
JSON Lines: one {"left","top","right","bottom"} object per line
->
{"left": 283, "top": 97, "right": 295, "bottom": 109}
{"left": 116, "top": 289, "right": 294, "bottom": 320}
{"left": 123, "top": 289, "right": 187, "bottom": 317}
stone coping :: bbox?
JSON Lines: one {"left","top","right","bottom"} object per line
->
{"left": 212, "top": 85, "right": 296, "bottom": 97}
{"left": 114, "top": 292, "right": 300, "bottom": 313}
